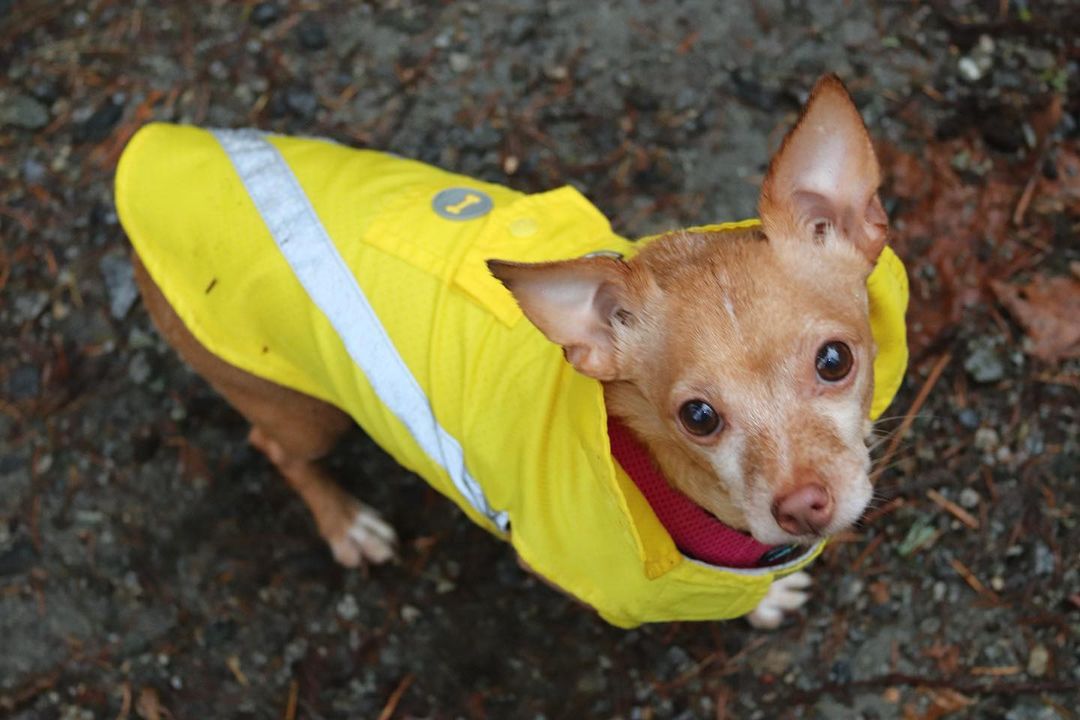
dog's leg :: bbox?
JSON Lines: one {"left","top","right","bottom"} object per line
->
{"left": 745, "top": 571, "right": 812, "bottom": 629}
{"left": 132, "top": 253, "right": 397, "bottom": 566}
{"left": 246, "top": 424, "right": 396, "bottom": 566}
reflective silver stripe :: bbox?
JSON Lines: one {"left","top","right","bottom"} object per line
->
{"left": 212, "top": 129, "right": 510, "bottom": 532}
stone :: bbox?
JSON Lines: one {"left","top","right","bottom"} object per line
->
{"left": 974, "top": 427, "right": 1000, "bottom": 451}
{"left": 75, "top": 99, "right": 124, "bottom": 144}
{"left": 0, "top": 537, "right": 37, "bottom": 576}
{"left": 251, "top": 1, "right": 280, "bottom": 27}
{"left": 755, "top": 648, "right": 793, "bottom": 675}
{"left": 22, "top": 158, "right": 46, "bottom": 184}
{"left": 99, "top": 251, "right": 138, "bottom": 319}
{"left": 7, "top": 364, "right": 40, "bottom": 400}
{"left": 284, "top": 87, "right": 318, "bottom": 118}
{"left": 957, "top": 407, "right": 979, "bottom": 429}
{"left": 965, "top": 341, "right": 1005, "bottom": 384}
{"left": 296, "top": 16, "right": 328, "bottom": 51}
{"left": 449, "top": 53, "right": 471, "bottom": 73}
{"left": 128, "top": 352, "right": 152, "bottom": 385}
{"left": 1027, "top": 644, "right": 1049, "bottom": 677}
{"left": 958, "top": 56, "right": 983, "bottom": 82}
{"left": 335, "top": 594, "right": 359, "bottom": 621}
{"left": 1033, "top": 542, "right": 1055, "bottom": 575}
{"left": 0, "top": 91, "right": 49, "bottom": 130}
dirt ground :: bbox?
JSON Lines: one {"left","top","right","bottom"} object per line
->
{"left": 1, "top": 1, "right": 1078, "bottom": 718}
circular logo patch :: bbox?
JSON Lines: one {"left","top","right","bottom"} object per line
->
{"left": 432, "top": 187, "right": 493, "bottom": 221}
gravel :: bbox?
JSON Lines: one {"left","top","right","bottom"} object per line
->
{"left": 1, "top": 0, "right": 1077, "bottom": 717}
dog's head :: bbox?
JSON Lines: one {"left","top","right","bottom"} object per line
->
{"left": 489, "top": 75, "right": 887, "bottom": 546}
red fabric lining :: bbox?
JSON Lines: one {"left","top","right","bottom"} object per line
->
{"left": 608, "top": 416, "right": 778, "bottom": 569}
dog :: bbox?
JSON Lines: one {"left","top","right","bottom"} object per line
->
{"left": 116, "top": 74, "right": 907, "bottom": 628}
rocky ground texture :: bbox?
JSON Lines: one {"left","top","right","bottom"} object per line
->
{"left": 1, "top": 0, "right": 1078, "bottom": 718}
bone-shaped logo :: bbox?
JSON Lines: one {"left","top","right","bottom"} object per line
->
{"left": 444, "top": 193, "right": 482, "bottom": 215}
{"left": 432, "top": 188, "right": 493, "bottom": 221}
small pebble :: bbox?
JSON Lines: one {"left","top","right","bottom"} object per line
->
{"left": 957, "top": 407, "right": 979, "bottom": 429}
{"left": 1026, "top": 644, "right": 1049, "bottom": 677}
{"left": 8, "top": 364, "right": 40, "bottom": 400}
{"left": 958, "top": 57, "right": 983, "bottom": 83}
{"left": 932, "top": 581, "right": 947, "bottom": 602}
{"left": 964, "top": 343, "right": 1005, "bottom": 384}
{"left": 433, "top": 30, "right": 452, "bottom": 49}
{"left": 99, "top": 251, "right": 138, "bottom": 319}
{"left": 974, "top": 427, "right": 1000, "bottom": 452}
{"left": 296, "top": 16, "right": 328, "bottom": 51}
{"left": 22, "top": 158, "right": 47, "bottom": 184}
{"left": 448, "top": 53, "right": 470, "bottom": 73}
{"left": 544, "top": 65, "right": 569, "bottom": 81}
{"left": 1033, "top": 542, "right": 1055, "bottom": 575}
{"left": 958, "top": 488, "right": 981, "bottom": 509}
{"left": 128, "top": 352, "right": 152, "bottom": 385}
{"left": 75, "top": 99, "right": 124, "bottom": 143}
{"left": 284, "top": 87, "right": 318, "bottom": 118}
{"left": 0, "top": 91, "right": 50, "bottom": 130}
{"left": 336, "top": 594, "right": 359, "bottom": 621}
{"left": 251, "top": 1, "right": 280, "bottom": 27}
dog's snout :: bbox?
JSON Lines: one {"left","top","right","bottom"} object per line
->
{"left": 772, "top": 484, "right": 833, "bottom": 536}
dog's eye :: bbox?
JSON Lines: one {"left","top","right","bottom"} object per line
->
{"left": 678, "top": 400, "right": 723, "bottom": 436}
{"left": 816, "top": 341, "right": 853, "bottom": 382}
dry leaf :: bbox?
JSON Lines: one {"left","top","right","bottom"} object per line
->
{"left": 991, "top": 274, "right": 1080, "bottom": 362}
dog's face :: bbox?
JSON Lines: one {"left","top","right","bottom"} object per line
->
{"left": 489, "top": 75, "right": 888, "bottom": 545}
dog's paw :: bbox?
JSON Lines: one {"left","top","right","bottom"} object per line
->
{"left": 746, "top": 571, "right": 812, "bottom": 630}
{"left": 328, "top": 504, "right": 398, "bottom": 568}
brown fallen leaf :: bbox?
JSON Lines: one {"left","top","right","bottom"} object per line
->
{"left": 991, "top": 274, "right": 1080, "bottom": 363}
{"left": 920, "top": 688, "right": 975, "bottom": 720}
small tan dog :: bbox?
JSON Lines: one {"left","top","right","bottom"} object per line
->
{"left": 120, "top": 75, "right": 906, "bottom": 627}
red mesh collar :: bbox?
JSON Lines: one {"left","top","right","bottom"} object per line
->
{"left": 608, "top": 416, "right": 782, "bottom": 569}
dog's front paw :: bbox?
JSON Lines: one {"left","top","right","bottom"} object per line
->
{"left": 328, "top": 504, "right": 398, "bottom": 568}
{"left": 746, "top": 571, "right": 812, "bottom": 630}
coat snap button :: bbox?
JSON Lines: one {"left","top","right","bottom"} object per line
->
{"left": 509, "top": 217, "right": 538, "bottom": 237}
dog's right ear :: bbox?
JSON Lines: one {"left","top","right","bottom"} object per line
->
{"left": 487, "top": 257, "right": 637, "bottom": 381}
{"left": 759, "top": 74, "right": 887, "bottom": 263}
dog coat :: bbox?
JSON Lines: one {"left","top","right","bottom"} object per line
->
{"left": 116, "top": 124, "right": 909, "bottom": 627}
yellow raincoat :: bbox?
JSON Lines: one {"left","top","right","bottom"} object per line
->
{"left": 116, "top": 124, "right": 908, "bottom": 627}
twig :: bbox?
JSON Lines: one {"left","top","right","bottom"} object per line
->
{"left": 656, "top": 637, "right": 767, "bottom": 693}
{"left": 970, "top": 665, "right": 1020, "bottom": 676}
{"left": 851, "top": 534, "right": 884, "bottom": 572}
{"left": 1012, "top": 171, "right": 1039, "bottom": 227}
{"left": 862, "top": 496, "right": 905, "bottom": 526}
{"left": 0, "top": 671, "right": 61, "bottom": 713}
{"left": 871, "top": 353, "right": 952, "bottom": 483}
{"left": 949, "top": 558, "right": 998, "bottom": 600}
{"left": 784, "top": 671, "right": 1079, "bottom": 705}
{"left": 226, "top": 656, "right": 249, "bottom": 687}
{"left": 926, "top": 489, "right": 980, "bottom": 529}
{"left": 377, "top": 674, "right": 414, "bottom": 720}
{"left": 282, "top": 680, "right": 298, "bottom": 720}
{"left": 116, "top": 682, "right": 132, "bottom": 720}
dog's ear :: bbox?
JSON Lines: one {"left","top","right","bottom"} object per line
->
{"left": 759, "top": 74, "right": 887, "bottom": 263}
{"left": 487, "top": 256, "right": 637, "bottom": 381}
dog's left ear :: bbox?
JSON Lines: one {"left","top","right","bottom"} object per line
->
{"left": 487, "top": 257, "right": 638, "bottom": 381}
{"left": 759, "top": 74, "right": 887, "bottom": 263}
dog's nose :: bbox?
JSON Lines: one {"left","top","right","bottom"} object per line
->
{"left": 772, "top": 484, "right": 833, "bottom": 536}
